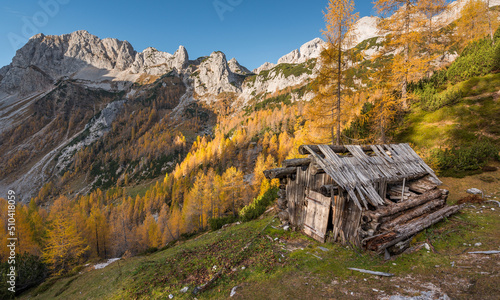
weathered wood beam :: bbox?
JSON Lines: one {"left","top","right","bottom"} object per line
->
{"left": 408, "top": 176, "right": 438, "bottom": 193}
{"left": 380, "top": 196, "right": 446, "bottom": 231}
{"left": 347, "top": 268, "right": 394, "bottom": 277}
{"left": 310, "top": 163, "right": 325, "bottom": 175}
{"left": 381, "top": 172, "right": 428, "bottom": 185}
{"left": 363, "top": 189, "right": 443, "bottom": 223}
{"left": 282, "top": 158, "right": 311, "bottom": 167}
{"left": 263, "top": 167, "right": 297, "bottom": 179}
{"left": 365, "top": 204, "right": 462, "bottom": 252}
{"left": 298, "top": 144, "right": 374, "bottom": 155}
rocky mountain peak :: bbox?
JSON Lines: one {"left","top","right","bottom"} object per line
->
{"left": 252, "top": 62, "right": 275, "bottom": 74}
{"left": 228, "top": 58, "right": 252, "bottom": 75}
{"left": 254, "top": 38, "right": 325, "bottom": 74}
{"left": 192, "top": 51, "right": 241, "bottom": 97}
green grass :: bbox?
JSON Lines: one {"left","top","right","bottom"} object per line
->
{"left": 399, "top": 72, "right": 500, "bottom": 150}
{"left": 245, "top": 59, "right": 316, "bottom": 85}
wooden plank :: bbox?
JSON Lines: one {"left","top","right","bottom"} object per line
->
{"left": 331, "top": 191, "right": 346, "bottom": 242}
{"left": 348, "top": 268, "right": 394, "bottom": 277}
{"left": 299, "top": 144, "right": 374, "bottom": 155}
{"left": 302, "top": 190, "right": 332, "bottom": 242}
{"left": 342, "top": 198, "right": 362, "bottom": 247}
{"left": 408, "top": 175, "right": 438, "bottom": 194}
{"left": 282, "top": 158, "right": 311, "bottom": 167}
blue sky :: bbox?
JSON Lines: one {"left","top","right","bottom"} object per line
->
{"left": 0, "top": 0, "right": 375, "bottom": 71}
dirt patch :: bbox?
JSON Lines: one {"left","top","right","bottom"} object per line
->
{"left": 440, "top": 161, "right": 500, "bottom": 203}
{"left": 285, "top": 238, "right": 311, "bottom": 252}
{"left": 457, "top": 195, "right": 485, "bottom": 205}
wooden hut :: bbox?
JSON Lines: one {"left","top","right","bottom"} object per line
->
{"left": 264, "top": 143, "right": 461, "bottom": 255}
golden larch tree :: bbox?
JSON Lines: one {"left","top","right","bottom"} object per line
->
{"left": 374, "top": 0, "right": 426, "bottom": 108}
{"left": 456, "top": 0, "right": 499, "bottom": 47}
{"left": 309, "top": 0, "right": 358, "bottom": 145}
{"left": 417, "top": 0, "right": 449, "bottom": 77}
{"left": 42, "top": 196, "right": 89, "bottom": 275}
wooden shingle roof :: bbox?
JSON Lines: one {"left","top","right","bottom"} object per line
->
{"left": 299, "top": 143, "right": 441, "bottom": 210}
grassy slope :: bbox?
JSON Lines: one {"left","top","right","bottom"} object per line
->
{"left": 22, "top": 167, "right": 500, "bottom": 299}
{"left": 397, "top": 73, "right": 500, "bottom": 151}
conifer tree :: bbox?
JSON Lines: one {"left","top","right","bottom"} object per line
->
{"left": 309, "top": 0, "right": 358, "bottom": 145}
{"left": 42, "top": 197, "right": 89, "bottom": 275}
{"left": 418, "top": 0, "right": 449, "bottom": 77}
{"left": 456, "top": 0, "right": 498, "bottom": 47}
{"left": 374, "top": 0, "right": 424, "bottom": 109}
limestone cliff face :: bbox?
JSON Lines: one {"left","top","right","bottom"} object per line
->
{"left": 252, "top": 62, "right": 275, "bottom": 74}
{"left": 130, "top": 45, "right": 188, "bottom": 75}
{"left": 0, "top": 31, "right": 137, "bottom": 94}
{"left": 0, "top": 30, "right": 189, "bottom": 95}
{"left": 191, "top": 51, "right": 242, "bottom": 97}
{"left": 228, "top": 58, "right": 252, "bottom": 75}
{"left": 254, "top": 37, "right": 325, "bottom": 71}
{"left": 0, "top": 29, "right": 323, "bottom": 103}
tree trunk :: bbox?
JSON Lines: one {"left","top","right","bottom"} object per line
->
{"left": 402, "top": 0, "right": 410, "bottom": 110}
{"left": 488, "top": 0, "right": 495, "bottom": 45}
{"left": 336, "top": 33, "right": 342, "bottom": 146}
{"left": 263, "top": 167, "right": 297, "bottom": 179}
{"left": 95, "top": 227, "right": 100, "bottom": 257}
{"left": 298, "top": 144, "right": 373, "bottom": 155}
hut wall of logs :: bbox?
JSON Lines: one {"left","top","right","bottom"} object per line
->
{"left": 264, "top": 143, "right": 462, "bottom": 255}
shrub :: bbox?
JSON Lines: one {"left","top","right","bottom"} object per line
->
{"left": 0, "top": 253, "right": 48, "bottom": 298}
{"left": 415, "top": 84, "right": 463, "bottom": 111}
{"left": 447, "top": 37, "right": 497, "bottom": 84}
{"left": 208, "top": 215, "right": 238, "bottom": 231}
{"left": 429, "top": 141, "right": 500, "bottom": 177}
{"left": 239, "top": 186, "right": 278, "bottom": 222}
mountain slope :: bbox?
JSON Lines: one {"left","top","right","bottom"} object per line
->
{"left": 18, "top": 197, "right": 500, "bottom": 299}
{"left": 0, "top": 30, "right": 321, "bottom": 201}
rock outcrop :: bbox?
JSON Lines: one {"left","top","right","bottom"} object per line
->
{"left": 253, "top": 38, "right": 324, "bottom": 76}
{"left": 130, "top": 45, "right": 188, "bottom": 75}
{"left": 0, "top": 30, "right": 189, "bottom": 95}
{"left": 277, "top": 38, "right": 325, "bottom": 65}
{"left": 228, "top": 58, "right": 252, "bottom": 75}
{"left": 252, "top": 62, "right": 275, "bottom": 74}
{"left": 191, "top": 51, "right": 241, "bottom": 97}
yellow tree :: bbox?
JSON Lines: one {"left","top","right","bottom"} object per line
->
{"left": 15, "top": 205, "right": 40, "bottom": 256}
{"left": 86, "top": 205, "right": 109, "bottom": 258}
{"left": 456, "top": 0, "right": 498, "bottom": 47}
{"left": 417, "top": 0, "right": 449, "bottom": 77}
{"left": 221, "top": 167, "right": 245, "bottom": 216}
{"left": 167, "top": 205, "right": 183, "bottom": 240}
{"left": 309, "top": 0, "right": 358, "bottom": 145}
{"left": 375, "top": 0, "right": 426, "bottom": 109}
{"left": 42, "top": 196, "right": 89, "bottom": 275}
{"left": 0, "top": 198, "right": 8, "bottom": 261}
{"left": 370, "top": 45, "right": 401, "bottom": 144}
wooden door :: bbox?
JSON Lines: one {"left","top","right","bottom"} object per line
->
{"left": 302, "top": 190, "right": 332, "bottom": 242}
